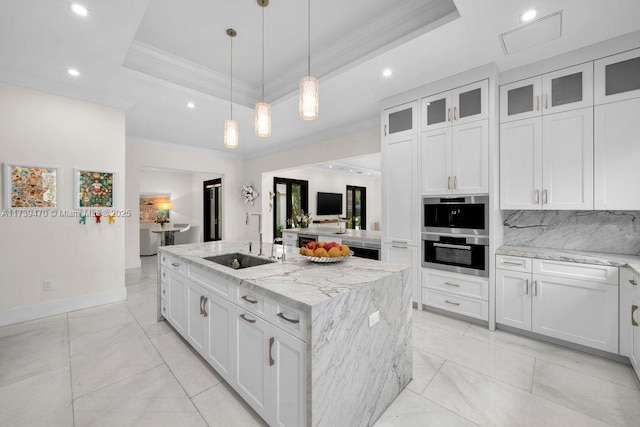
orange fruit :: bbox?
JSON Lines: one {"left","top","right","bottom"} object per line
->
{"left": 340, "top": 244, "right": 350, "bottom": 256}
{"left": 304, "top": 248, "right": 315, "bottom": 256}
{"left": 317, "top": 241, "right": 326, "bottom": 248}
{"left": 314, "top": 248, "right": 329, "bottom": 257}
{"left": 328, "top": 247, "right": 342, "bottom": 257}
{"left": 299, "top": 247, "right": 306, "bottom": 255}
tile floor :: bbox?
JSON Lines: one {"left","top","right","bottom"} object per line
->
{"left": 1, "top": 255, "right": 639, "bottom": 426}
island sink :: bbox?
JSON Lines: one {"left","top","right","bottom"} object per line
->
{"left": 203, "top": 252, "right": 275, "bottom": 269}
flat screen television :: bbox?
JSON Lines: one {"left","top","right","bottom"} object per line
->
{"left": 316, "top": 192, "right": 343, "bottom": 215}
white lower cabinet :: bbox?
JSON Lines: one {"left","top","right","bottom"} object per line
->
{"left": 163, "top": 262, "right": 307, "bottom": 427}
{"left": 383, "top": 243, "right": 419, "bottom": 305}
{"left": 496, "top": 255, "right": 619, "bottom": 353}
{"left": 422, "top": 269, "right": 489, "bottom": 321}
{"left": 620, "top": 267, "right": 640, "bottom": 380}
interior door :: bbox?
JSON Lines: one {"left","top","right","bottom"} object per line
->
{"left": 346, "top": 185, "right": 366, "bottom": 230}
{"left": 273, "top": 178, "right": 308, "bottom": 238}
{"left": 203, "top": 178, "right": 222, "bottom": 241}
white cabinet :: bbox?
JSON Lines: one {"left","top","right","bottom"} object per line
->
{"left": 166, "top": 270, "right": 188, "bottom": 335}
{"left": 422, "top": 268, "right": 489, "bottom": 321}
{"left": 421, "top": 120, "right": 488, "bottom": 195}
{"left": 204, "top": 293, "right": 234, "bottom": 382}
{"left": 422, "top": 80, "right": 488, "bottom": 131}
{"left": 594, "top": 97, "right": 640, "bottom": 210}
{"left": 500, "top": 63, "right": 593, "bottom": 122}
{"left": 383, "top": 243, "right": 419, "bottom": 305}
{"left": 282, "top": 232, "right": 298, "bottom": 247}
{"left": 500, "top": 107, "right": 593, "bottom": 210}
{"left": 495, "top": 256, "right": 619, "bottom": 353}
{"left": 383, "top": 101, "right": 417, "bottom": 137}
{"left": 620, "top": 267, "right": 640, "bottom": 382}
{"left": 270, "top": 326, "right": 307, "bottom": 427}
{"left": 186, "top": 282, "right": 207, "bottom": 354}
{"left": 594, "top": 48, "right": 640, "bottom": 105}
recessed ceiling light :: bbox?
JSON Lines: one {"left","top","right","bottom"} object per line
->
{"left": 67, "top": 68, "right": 80, "bottom": 77}
{"left": 350, "top": 169, "right": 354, "bottom": 173}
{"left": 328, "top": 165, "right": 333, "bottom": 169}
{"left": 382, "top": 68, "right": 393, "bottom": 78}
{"left": 519, "top": 9, "right": 537, "bottom": 23}
{"left": 186, "top": 102, "right": 196, "bottom": 109}
{"left": 70, "top": 3, "right": 88, "bottom": 17}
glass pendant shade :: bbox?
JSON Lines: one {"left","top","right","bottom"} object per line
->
{"left": 224, "top": 119, "right": 239, "bottom": 149}
{"left": 298, "top": 76, "right": 319, "bottom": 120}
{"left": 254, "top": 102, "right": 271, "bottom": 137}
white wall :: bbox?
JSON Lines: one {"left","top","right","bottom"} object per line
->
{"left": 139, "top": 169, "right": 194, "bottom": 227}
{"left": 125, "top": 140, "right": 245, "bottom": 268}
{"left": 0, "top": 83, "right": 126, "bottom": 323}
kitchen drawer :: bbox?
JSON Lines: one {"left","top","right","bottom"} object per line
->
{"left": 496, "top": 255, "right": 532, "bottom": 273}
{"left": 269, "top": 300, "right": 309, "bottom": 343}
{"left": 423, "top": 288, "right": 489, "bottom": 321}
{"left": 422, "top": 269, "right": 488, "bottom": 301}
{"left": 533, "top": 259, "right": 618, "bottom": 284}
{"left": 160, "top": 253, "right": 187, "bottom": 275}
{"left": 188, "top": 264, "right": 231, "bottom": 300}
{"left": 235, "top": 286, "right": 268, "bottom": 320}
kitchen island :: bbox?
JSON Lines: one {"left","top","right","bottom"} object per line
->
{"left": 157, "top": 241, "right": 411, "bottom": 427}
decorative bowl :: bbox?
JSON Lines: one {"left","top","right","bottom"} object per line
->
{"left": 302, "top": 251, "right": 353, "bottom": 263}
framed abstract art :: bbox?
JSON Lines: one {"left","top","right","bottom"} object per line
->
{"left": 75, "top": 169, "right": 115, "bottom": 208}
{"left": 3, "top": 163, "right": 59, "bottom": 208}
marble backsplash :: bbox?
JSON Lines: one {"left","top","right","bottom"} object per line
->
{"left": 503, "top": 210, "right": 640, "bottom": 256}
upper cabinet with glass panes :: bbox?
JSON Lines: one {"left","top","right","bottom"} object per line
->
{"left": 500, "top": 62, "right": 593, "bottom": 123}
{"left": 383, "top": 101, "right": 417, "bottom": 137}
{"left": 594, "top": 48, "right": 640, "bottom": 105}
{"left": 421, "top": 80, "right": 488, "bottom": 131}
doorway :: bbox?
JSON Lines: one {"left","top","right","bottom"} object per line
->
{"left": 203, "top": 178, "right": 222, "bottom": 241}
{"left": 346, "top": 185, "right": 366, "bottom": 230}
{"left": 273, "top": 177, "right": 308, "bottom": 238}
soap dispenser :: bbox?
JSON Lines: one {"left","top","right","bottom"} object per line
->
{"left": 231, "top": 258, "right": 240, "bottom": 269}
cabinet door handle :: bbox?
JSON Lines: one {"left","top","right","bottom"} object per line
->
{"left": 630, "top": 279, "right": 638, "bottom": 286}
{"left": 534, "top": 280, "right": 538, "bottom": 297}
{"left": 536, "top": 95, "right": 540, "bottom": 111}
{"left": 503, "top": 261, "right": 523, "bottom": 266}
{"left": 454, "top": 176, "right": 457, "bottom": 190}
{"left": 525, "top": 279, "right": 529, "bottom": 295}
{"left": 202, "top": 297, "right": 208, "bottom": 317}
{"left": 453, "top": 106, "right": 458, "bottom": 120}
{"left": 447, "top": 108, "right": 452, "bottom": 121}
{"left": 445, "top": 300, "right": 460, "bottom": 306}
{"left": 391, "top": 245, "right": 407, "bottom": 249}
{"left": 269, "top": 337, "right": 275, "bottom": 366}
{"left": 632, "top": 305, "right": 638, "bottom": 327}
{"left": 240, "top": 314, "right": 256, "bottom": 324}
{"left": 544, "top": 94, "right": 548, "bottom": 109}
{"left": 543, "top": 189, "right": 548, "bottom": 205}
{"left": 444, "top": 282, "right": 460, "bottom": 287}
{"left": 277, "top": 312, "right": 300, "bottom": 324}
{"left": 172, "top": 262, "right": 180, "bottom": 267}
{"left": 448, "top": 176, "right": 451, "bottom": 190}
{"left": 535, "top": 190, "right": 540, "bottom": 204}
{"left": 241, "top": 295, "right": 258, "bottom": 304}
{"left": 384, "top": 124, "right": 387, "bottom": 136}
{"left": 199, "top": 295, "right": 204, "bottom": 315}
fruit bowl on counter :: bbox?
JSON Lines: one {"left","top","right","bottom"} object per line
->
{"left": 299, "top": 241, "right": 352, "bottom": 263}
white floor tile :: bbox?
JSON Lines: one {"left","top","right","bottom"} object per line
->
{"left": 68, "top": 302, "right": 136, "bottom": 339}
{"left": 423, "top": 362, "right": 611, "bottom": 427}
{"left": 373, "top": 387, "right": 477, "bottom": 427}
{"left": 413, "top": 309, "right": 472, "bottom": 335}
{"left": 0, "top": 365, "right": 73, "bottom": 427}
{"left": 413, "top": 321, "right": 536, "bottom": 391}
{"left": 0, "top": 314, "right": 69, "bottom": 387}
{"left": 533, "top": 360, "right": 640, "bottom": 427}
{"left": 406, "top": 348, "right": 445, "bottom": 394}
{"left": 70, "top": 322, "right": 163, "bottom": 398}
{"left": 151, "top": 330, "right": 223, "bottom": 397}
{"left": 74, "top": 364, "right": 207, "bottom": 427}
{"left": 192, "top": 381, "right": 267, "bottom": 427}
{"left": 465, "top": 324, "right": 639, "bottom": 391}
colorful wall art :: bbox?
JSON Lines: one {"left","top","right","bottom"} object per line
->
{"left": 139, "top": 193, "right": 171, "bottom": 222}
{"left": 76, "top": 169, "right": 115, "bottom": 208}
{"left": 4, "top": 163, "right": 58, "bottom": 208}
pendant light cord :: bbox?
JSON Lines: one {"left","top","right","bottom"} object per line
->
{"left": 262, "top": 6, "right": 265, "bottom": 102}
{"left": 230, "top": 34, "right": 233, "bottom": 119}
{"left": 307, "top": 0, "right": 311, "bottom": 77}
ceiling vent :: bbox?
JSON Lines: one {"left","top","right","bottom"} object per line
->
{"left": 500, "top": 11, "right": 562, "bottom": 55}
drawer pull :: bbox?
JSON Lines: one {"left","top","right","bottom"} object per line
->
{"left": 240, "top": 314, "right": 256, "bottom": 324}
{"left": 202, "top": 297, "right": 208, "bottom": 317}
{"left": 172, "top": 262, "right": 180, "bottom": 267}
{"left": 277, "top": 312, "right": 300, "bottom": 324}
{"left": 503, "top": 261, "right": 523, "bottom": 266}
{"left": 241, "top": 295, "right": 259, "bottom": 304}
{"left": 534, "top": 280, "right": 538, "bottom": 297}
{"left": 630, "top": 279, "right": 638, "bottom": 286}
{"left": 525, "top": 279, "right": 529, "bottom": 295}
{"left": 268, "top": 337, "right": 275, "bottom": 366}
{"left": 444, "top": 282, "right": 460, "bottom": 287}
{"left": 632, "top": 305, "right": 638, "bottom": 327}
{"left": 199, "top": 295, "right": 204, "bottom": 316}
{"left": 444, "top": 300, "right": 460, "bottom": 306}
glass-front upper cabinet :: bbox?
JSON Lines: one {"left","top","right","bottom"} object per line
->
{"left": 422, "top": 80, "right": 488, "bottom": 131}
{"left": 594, "top": 48, "right": 640, "bottom": 105}
{"left": 500, "top": 63, "right": 593, "bottom": 122}
{"left": 383, "top": 101, "right": 417, "bottom": 138}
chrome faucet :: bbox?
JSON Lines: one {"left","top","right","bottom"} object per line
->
{"left": 246, "top": 212, "right": 263, "bottom": 256}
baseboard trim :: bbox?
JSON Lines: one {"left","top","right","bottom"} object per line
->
{"left": 126, "top": 258, "right": 142, "bottom": 269}
{"left": 0, "top": 287, "right": 127, "bottom": 327}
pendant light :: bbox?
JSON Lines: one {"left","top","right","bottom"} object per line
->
{"left": 255, "top": 0, "right": 272, "bottom": 137}
{"left": 298, "top": 0, "right": 319, "bottom": 120}
{"left": 224, "top": 28, "right": 239, "bottom": 149}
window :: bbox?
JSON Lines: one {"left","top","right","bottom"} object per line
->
{"left": 346, "top": 185, "right": 366, "bottom": 230}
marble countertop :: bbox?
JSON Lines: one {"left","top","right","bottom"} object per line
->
{"left": 284, "top": 227, "right": 381, "bottom": 247}
{"left": 159, "top": 241, "right": 406, "bottom": 311}
{"left": 497, "top": 245, "right": 640, "bottom": 274}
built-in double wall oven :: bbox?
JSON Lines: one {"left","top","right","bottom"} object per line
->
{"left": 422, "top": 196, "right": 489, "bottom": 277}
